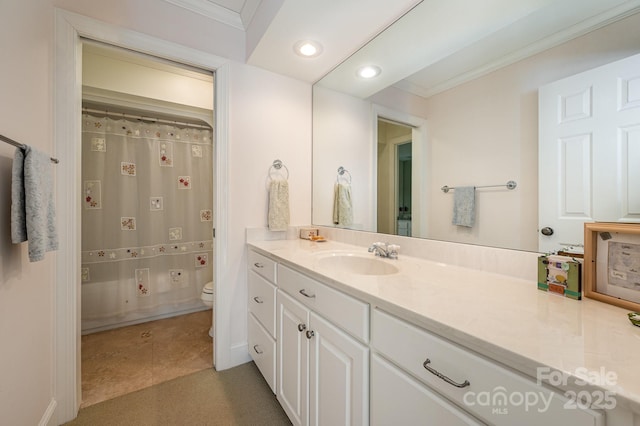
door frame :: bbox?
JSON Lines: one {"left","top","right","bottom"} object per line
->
{"left": 372, "top": 104, "right": 428, "bottom": 238}
{"left": 54, "top": 9, "right": 230, "bottom": 423}
{"left": 395, "top": 140, "right": 412, "bottom": 234}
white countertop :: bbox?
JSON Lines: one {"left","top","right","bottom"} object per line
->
{"left": 248, "top": 238, "right": 640, "bottom": 414}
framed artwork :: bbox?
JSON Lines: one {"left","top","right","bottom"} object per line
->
{"left": 584, "top": 222, "right": 640, "bottom": 311}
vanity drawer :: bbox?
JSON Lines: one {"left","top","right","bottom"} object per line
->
{"left": 248, "top": 312, "right": 276, "bottom": 394}
{"left": 371, "top": 354, "right": 483, "bottom": 426}
{"left": 372, "top": 309, "right": 603, "bottom": 426}
{"left": 277, "top": 264, "right": 369, "bottom": 343}
{"left": 248, "top": 270, "right": 277, "bottom": 337}
{"left": 248, "top": 249, "right": 277, "bottom": 283}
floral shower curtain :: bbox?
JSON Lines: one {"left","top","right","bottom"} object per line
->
{"left": 80, "top": 113, "right": 213, "bottom": 332}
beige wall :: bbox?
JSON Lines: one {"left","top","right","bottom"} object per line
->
{"left": 0, "top": 3, "right": 57, "bottom": 424}
{"left": 421, "top": 11, "right": 640, "bottom": 251}
{"left": 368, "top": 12, "right": 640, "bottom": 251}
{"left": 55, "top": 0, "right": 246, "bottom": 62}
{"left": 312, "top": 86, "right": 375, "bottom": 230}
{"left": 0, "top": 1, "right": 311, "bottom": 424}
{"left": 227, "top": 61, "right": 311, "bottom": 351}
{"left": 82, "top": 44, "right": 215, "bottom": 112}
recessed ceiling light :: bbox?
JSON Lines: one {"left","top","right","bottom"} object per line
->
{"left": 357, "top": 65, "right": 381, "bottom": 79}
{"left": 294, "top": 40, "right": 323, "bottom": 58}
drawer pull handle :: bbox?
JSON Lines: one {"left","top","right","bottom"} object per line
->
{"left": 254, "top": 262, "right": 264, "bottom": 268}
{"left": 298, "top": 323, "right": 307, "bottom": 332}
{"left": 306, "top": 330, "right": 315, "bottom": 339}
{"left": 253, "top": 345, "right": 263, "bottom": 355}
{"left": 423, "top": 359, "right": 470, "bottom": 388}
{"left": 299, "top": 289, "right": 316, "bottom": 298}
{"left": 253, "top": 296, "right": 263, "bottom": 304}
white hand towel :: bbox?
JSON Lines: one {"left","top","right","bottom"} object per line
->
{"left": 11, "top": 145, "right": 59, "bottom": 261}
{"left": 268, "top": 179, "right": 290, "bottom": 231}
{"left": 452, "top": 186, "right": 475, "bottom": 227}
{"left": 333, "top": 182, "right": 353, "bottom": 226}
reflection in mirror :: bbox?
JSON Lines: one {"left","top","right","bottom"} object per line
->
{"left": 377, "top": 119, "right": 412, "bottom": 236}
{"left": 313, "top": 3, "right": 640, "bottom": 252}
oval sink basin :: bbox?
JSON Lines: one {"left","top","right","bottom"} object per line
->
{"left": 317, "top": 253, "right": 399, "bottom": 276}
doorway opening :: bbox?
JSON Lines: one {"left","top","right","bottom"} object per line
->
{"left": 377, "top": 118, "right": 413, "bottom": 236}
{"left": 396, "top": 141, "right": 412, "bottom": 236}
{"left": 79, "top": 40, "right": 215, "bottom": 407}
{"left": 54, "top": 11, "right": 231, "bottom": 421}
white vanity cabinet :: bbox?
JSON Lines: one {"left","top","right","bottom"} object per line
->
{"left": 247, "top": 250, "right": 277, "bottom": 393}
{"left": 277, "top": 264, "right": 369, "bottom": 426}
{"left": 246, "top": 243, "right": 629, "bottom": 425}
{"left": 371, "top": 308, "right": 604, "bottom": 426}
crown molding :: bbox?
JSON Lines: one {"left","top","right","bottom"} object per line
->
{"left": 164, "top": 0, "right": 261, "bottom": 30}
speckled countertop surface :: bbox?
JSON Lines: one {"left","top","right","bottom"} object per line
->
{"left": 248, "top": 238, "right": 640, "bottom": 414}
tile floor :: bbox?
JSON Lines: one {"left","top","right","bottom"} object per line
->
{"left": 80, "top": 309, "right": 213, "bottom": 408}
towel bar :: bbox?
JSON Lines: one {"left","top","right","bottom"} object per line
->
{"left": 441, "top": 180, "right": 516, "bottom": 193}
{"left": 1, "top": 134, "right": 59, "bottom": 164}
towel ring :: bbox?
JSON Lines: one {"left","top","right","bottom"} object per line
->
{"left": 337, "top": 166, "right": 352, "bottom": 184}
{"left": 269, "top": 159, "right": 289, "bottom": 180}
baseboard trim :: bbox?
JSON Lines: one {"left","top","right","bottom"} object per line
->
{"left": 39, "top": 398, "right": 57, "bottom": 426}
{"left": 223, "top": 342, "right": 251, "bottom": 370}
{"left": 81, "top": 305, "right": 210, "bottom": 335}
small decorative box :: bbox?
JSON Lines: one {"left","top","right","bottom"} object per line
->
{"left": 537, "top": 255, "right": 582, "bottom": 300}
{"left": 299, "top": 227, "right": 319, "bottom": 240}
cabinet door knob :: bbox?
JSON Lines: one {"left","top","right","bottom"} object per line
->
{"left": 299, "top": 289, "right": 316, "bottom": 298}
{"left": 423, "top": 358, "right": 470, "bottom": 388}
{"left": 297, "top": 323, "right": 307, "bottom": 332}
{"left": 253, "top": 296, "right": 263, "bottom": 304}
{"left": 253, "top": 345, "right": 263, "bottom": 355}
{"left": 306, "top": 330, "right": 315, "bottom": 339}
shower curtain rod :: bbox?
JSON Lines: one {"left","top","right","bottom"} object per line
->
{"left": 0, "top": 134, "right": 59, "bottom": 163}
{"left": 83, "top": 107, "right": 212, "bottom": 130}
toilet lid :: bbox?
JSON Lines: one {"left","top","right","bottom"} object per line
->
{"left": 203, "top": 281, "right": 214, "bottom": 294}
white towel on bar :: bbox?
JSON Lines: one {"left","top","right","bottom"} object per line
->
{"left": 268, "top": 179, "right": 290, "bottom": 231}
{"left": 333, "top": 182, "right": 353, "bottom": 226}
{"left": 452, "top": 186, "right": 475, "bottom": 227}
{"left": 11, "top": 145, "right": 59, "bottom": 261}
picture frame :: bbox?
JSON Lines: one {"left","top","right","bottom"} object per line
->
{"left": 584, "top": 222, "right": 640, "bottom": 311}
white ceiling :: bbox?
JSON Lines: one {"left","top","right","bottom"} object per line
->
{"left": 165, "top": 0, "right": 640, "bottom": 98}
{"left": 244, "top": 0, "right": 422, "bottom": 84}
{"left": 317, "top": 0, "right": 640, "bottom": 98}
{"left": 165, "top": 0, "right": 422, "bottom": 83}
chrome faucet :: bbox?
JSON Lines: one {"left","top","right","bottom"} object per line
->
{"left": 368, "top": 242, "right": 400, "bottom": 259}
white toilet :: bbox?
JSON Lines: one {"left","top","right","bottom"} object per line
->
{"left": 201, "top": 281, "right": 214, "bottom": 338}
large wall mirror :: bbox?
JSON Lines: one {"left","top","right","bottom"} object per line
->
{"left": 312, "top": 0, "right": 640, "bottom": 253}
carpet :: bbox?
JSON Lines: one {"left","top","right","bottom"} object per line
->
{"left": 64, "top": 362, "right": 291, "bottom": 425}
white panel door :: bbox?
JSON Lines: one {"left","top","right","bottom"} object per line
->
{"left": 539, "top": 52, "right": 640, "bottom": 253}
{"left": 277, "top": 290, "right": 310, "bottom": 426}
{"left": 308, "top": 311, "right": 369, "bottom": 426}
